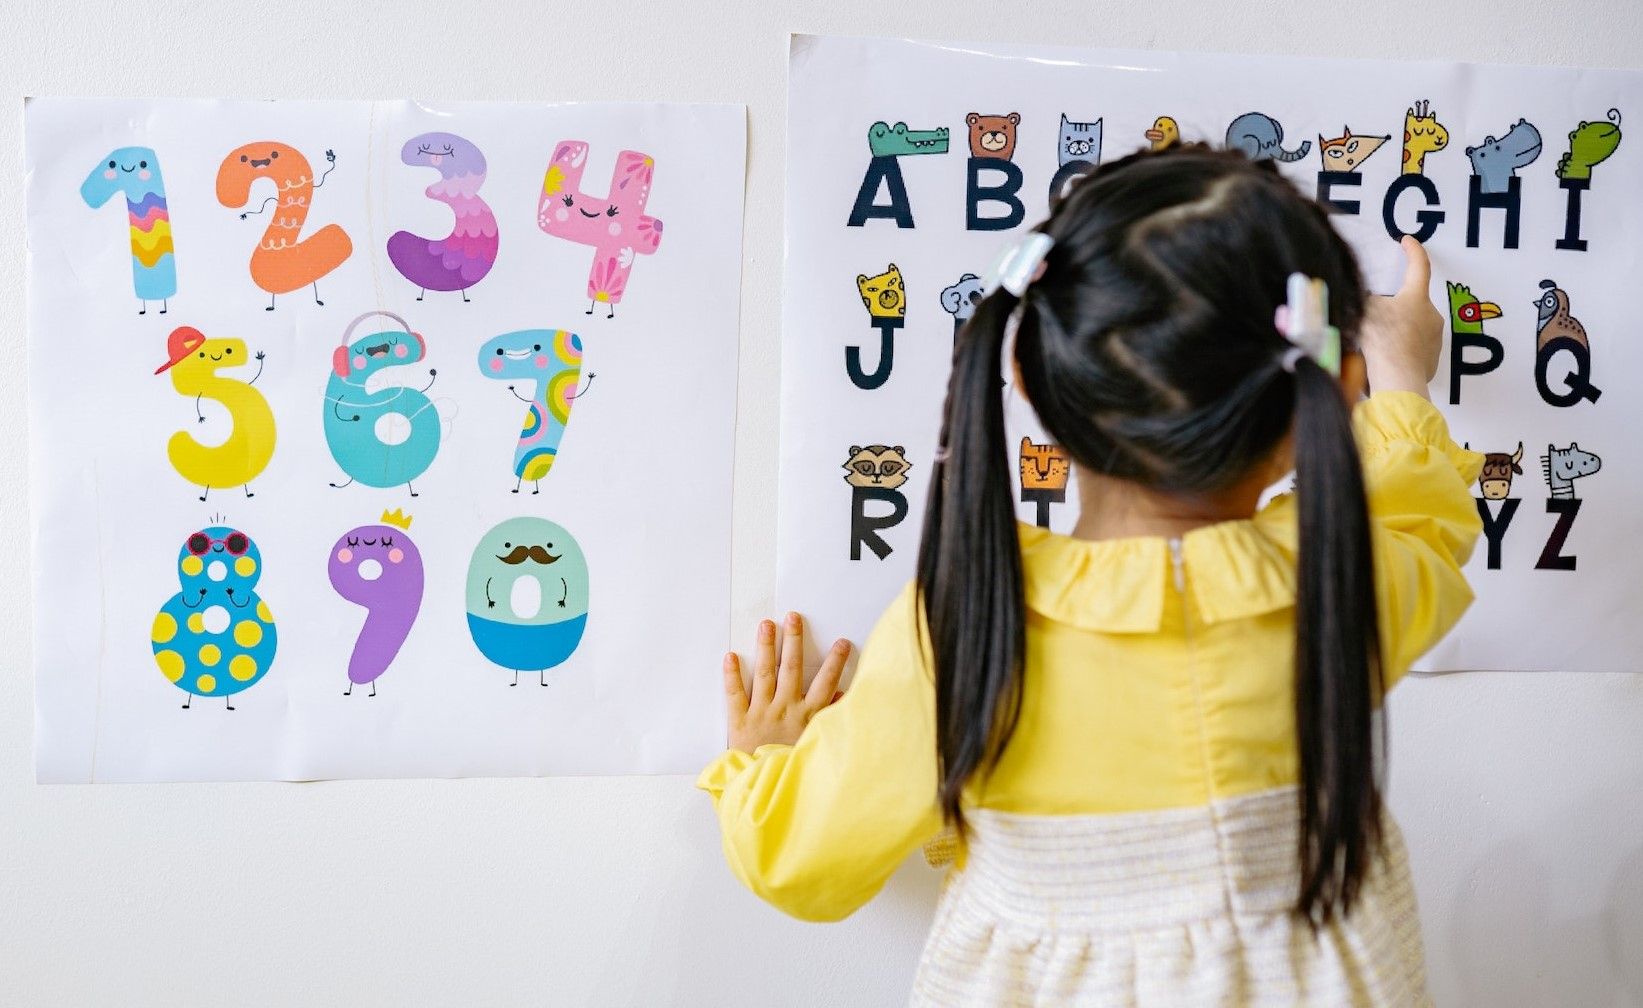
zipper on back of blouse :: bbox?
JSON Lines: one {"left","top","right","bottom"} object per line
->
{"left": 1171, "top": 536, "right": 1239, "bottom": 914}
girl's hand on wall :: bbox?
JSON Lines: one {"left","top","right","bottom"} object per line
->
{"left": 722, "top": 613, "right": 850, "bottom": 753}
{"left": 1359, "top": 235, "right": 1442, "bottom": 399}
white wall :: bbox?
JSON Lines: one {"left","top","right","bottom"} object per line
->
{"left": 3, "top": 1, "right": 1641, "bottom": 1004}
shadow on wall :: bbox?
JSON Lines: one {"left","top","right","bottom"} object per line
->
{"left": 589, "top": 790, "right": 943, "bottom": 1007}
{"left": 1437, "top": 794, "right": 1643, "bottom": 1007}
{"left": 1606, "top": 844, "right": 1643, "bottom": 1005}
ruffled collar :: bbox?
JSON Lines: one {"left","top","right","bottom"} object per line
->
{"left": 1017, "top": 510, "right": 1298, "bottom": 633}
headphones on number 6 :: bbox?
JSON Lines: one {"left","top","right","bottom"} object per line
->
{"left": 332, "top": 310, "right": 427, "bottom": 380}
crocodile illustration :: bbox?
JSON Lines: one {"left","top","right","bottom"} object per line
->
{"left": 868, "top": 122, "right": 951, "bottom": 157}
{"left": 1225, "top": 112, "right": 1310, "bottom": 163}
{"left": 1556, "top": 109, "right": 1623, "bottom": 181}
{"left": 1466, "top": 118, "right": 1542, "bottom": 194}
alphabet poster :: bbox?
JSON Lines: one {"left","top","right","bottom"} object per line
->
{"left": 780, "top": 34, "right": 1642, "bottom": 674}
{"left": 26, "top": 98, "right": 745, "bottom": 781}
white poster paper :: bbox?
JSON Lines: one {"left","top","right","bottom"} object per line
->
{"left": 780, "top": 34, "right": 1643, "bottom": 673}
{"left": 27, "top": 98, "right": 745, "bottom": 781}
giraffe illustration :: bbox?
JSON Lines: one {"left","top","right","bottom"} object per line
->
{"left": 1401, "top": 100, "right": 1449, "bottom": 175}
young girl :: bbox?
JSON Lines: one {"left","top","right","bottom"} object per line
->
{"left": 699, "top": 145, "right": 1482, "bottom": 1006}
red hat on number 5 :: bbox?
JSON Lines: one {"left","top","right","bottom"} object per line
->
{"left": 155, "top": 326, "right": 206, "bottom": 374}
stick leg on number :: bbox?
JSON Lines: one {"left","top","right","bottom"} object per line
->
{"left": 160, "top": 299, "right": 168, "bottom": 315}
{"left": 312, "top": 282, "right": 325, "bottom": 307}
{"left": 266, "top": 293, "right": 276, "bottom": 312}
{"left": 344, "top": 681, "right": 353, "bottom": 696}
{"left": 182, "top": 693, "right": 193, "bottom": 709}
{"left": 226, "top": 696, "right": 235, "bottom": 711}
{"left": 511, "top": 670, "right": 519, "bottom": 687}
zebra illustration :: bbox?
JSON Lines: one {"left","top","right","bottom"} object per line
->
{"left": 1541, "top": 443, "right": 1602, "bottom": 499}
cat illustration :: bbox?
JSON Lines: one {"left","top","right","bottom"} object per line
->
{"left": 856, "top": 264, "right": 905, "bottom": 319}
{"left": 1059, "top": 114, "right": 1103, "bottom": 167}
{"left": 843, "top": 445, "right": 912, "bottom": 490}
{"left": 1019, "top": 438, "right": 1071, "bottom": 491}
{"left": 1318, "top": 126, "right": 1391, "bottom": 172}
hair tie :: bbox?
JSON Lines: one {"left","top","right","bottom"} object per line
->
{"left": 983, "top": 232, "right": 1054, "bottom": 298}
{"left": 1275, "top": 273, "right": 1342, "bottom": 377}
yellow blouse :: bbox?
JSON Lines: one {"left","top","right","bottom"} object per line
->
{"left": 699, "top": 391, "right": 1484, "bottom": 923}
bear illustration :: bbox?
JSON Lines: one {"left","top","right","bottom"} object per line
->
{"left": 968, "top": 112, "right": 1021, "bottom": 161}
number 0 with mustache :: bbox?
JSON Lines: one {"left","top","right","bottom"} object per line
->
{"left": 465, "top": 517, "right": 589, "bottom": 687}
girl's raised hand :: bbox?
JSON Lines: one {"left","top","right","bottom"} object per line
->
{"left": 722, "top": 613, "right": 851, "bottom": 753}
{"left": 1359, "top": 235, "right": 1443, "bottom": 398}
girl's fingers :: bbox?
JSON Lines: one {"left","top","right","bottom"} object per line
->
{"left": 722, "top": 652, "right": 748, "bottom": 724}
{"left": 750, "top": 619, "right": 778, "bottom": 706}
{"left": 806, "top": 638, "right": 851, "bottom": 711}
{"left": 1399, "top": 234, "right": 1430, "bottom": 294}
{"left": 776, "top": 612, "right": 805, "bottom": 700}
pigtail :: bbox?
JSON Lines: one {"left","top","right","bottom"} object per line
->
{"left": 917, "top": 288, "right": 1028, "bottom": 835}
{"left": 1290, "top": 358, "right": 1383, "bottom": 925}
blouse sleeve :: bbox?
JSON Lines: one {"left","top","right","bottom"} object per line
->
{"left": 1257, "top": 391, "right": 1484, "bottom": 691}
{"left": 1353, "top": 391, "right": 1485, "bottom": 687}
{"left": 696, "top": 584, "right": 944, "bottom": 922}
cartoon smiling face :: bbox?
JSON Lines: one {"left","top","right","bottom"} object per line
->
{"left": 178, "top": 525, "right": 263, "bottom": 602}
{"left": 216, "top": 141, "right": 307, "bottom": 206}
{"left": 464, "top": 517, "right": 588, "bottom": 626}
{"left": 178, "top": 336, "right": 252, "bottom": 377}
{"left": 401, "top": 131, "right": 486, "bottom": 177}
{"left": 537, "top": 142, "right": 658, "bottom": 251}
{"left": 478, "top": 329, "right": 582, "bottom": 382}
{"left": 328, "top": 522, "right": 423, "bottom": 604}
{"left": 339, "top": 327, "right": 427, "bottom": 383}
{"left": 81, "top": 146, "right": 166, "bottom": 204}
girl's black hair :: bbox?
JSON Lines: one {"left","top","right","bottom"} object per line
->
{"left": 916, "top": 143, "right": 1380, "bottom": 925}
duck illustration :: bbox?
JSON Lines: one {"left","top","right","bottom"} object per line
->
{"left": 1145, "top": 116, "right": 1180, "bottom": 151}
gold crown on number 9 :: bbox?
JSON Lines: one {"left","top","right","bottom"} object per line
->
{"left": 379, "top": 508, "right": 413, "bottom": 530}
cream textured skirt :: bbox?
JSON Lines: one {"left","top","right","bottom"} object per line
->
{"left": 910, "top": 787, "right": 1431, "bottom": 1007}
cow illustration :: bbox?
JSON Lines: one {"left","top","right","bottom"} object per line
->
{"left": 1467, "top": 441, "right": 1524, "bottom": 500}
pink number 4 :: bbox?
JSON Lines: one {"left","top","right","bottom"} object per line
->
{"left": 537, "top": 142, "right": 663, "bottom": 319}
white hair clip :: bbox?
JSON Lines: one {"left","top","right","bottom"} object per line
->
{"left": 1276, "top": 273, "right": 1342, "bottom": 376}
{"left": 982, "top": 231, "right": 1055, "bottom": 298}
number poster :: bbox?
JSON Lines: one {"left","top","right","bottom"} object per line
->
{"left": 27, "top": 98, "right": 745, "bottom": 781}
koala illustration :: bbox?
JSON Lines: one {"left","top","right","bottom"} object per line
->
{"left": 968, "top": 112, "right": 1021, "bottom": 160}
{"left": 842, "top": 445, "right": 912, "bottom": 490}
{"left": 856, "top": 264, "right": 906, "bottom": 319}
{"left": 940, "top": 274, "right": 984, "bottom": 325}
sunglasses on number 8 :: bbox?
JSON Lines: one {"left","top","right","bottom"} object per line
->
{"left": 187, "top": 531, "right": 249, "bottom": 556}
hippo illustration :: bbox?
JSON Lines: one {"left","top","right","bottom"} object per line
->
{"left": 1467, "top": 119, "right": 1543, "bottom": 194}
